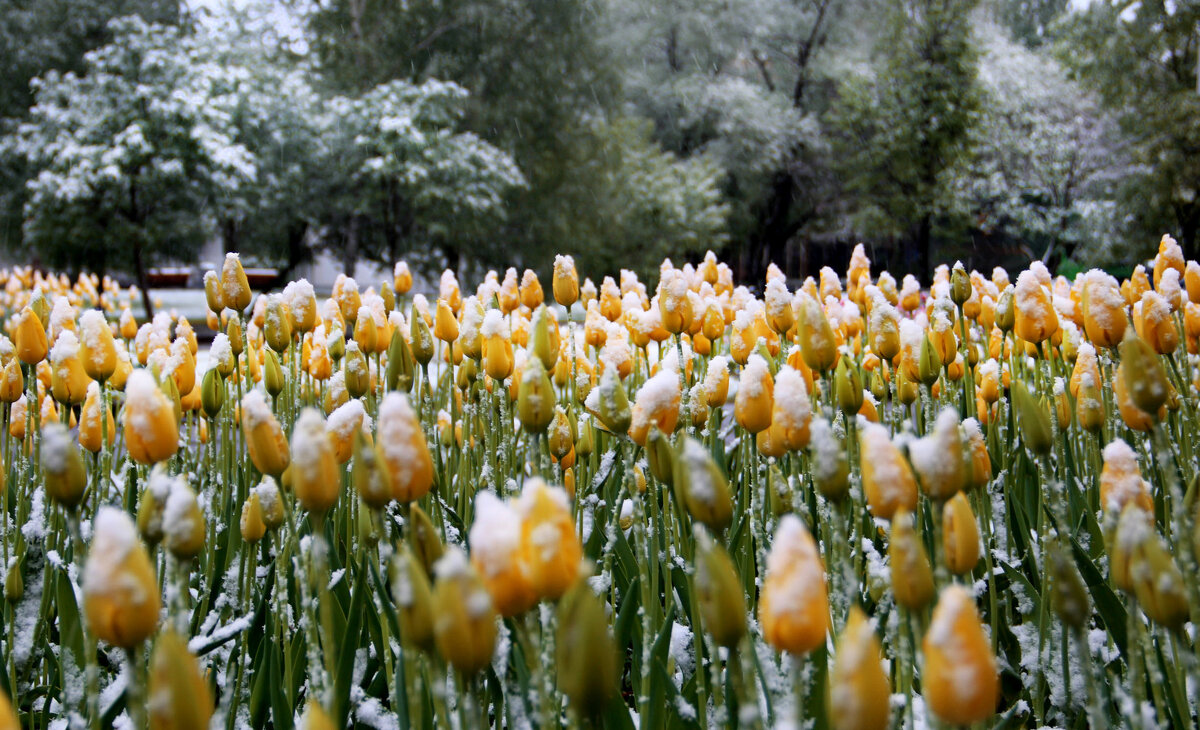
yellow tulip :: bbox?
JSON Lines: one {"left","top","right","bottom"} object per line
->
{"left": 734, "top": 354, "right": 774, "bottom": 435}
{"left": 922, "top": 585, "right": 999, "bottom": 725}
{"left": 78, "top": 310, "right": 117, "bottom": 382}
{"left": 943, "top": 492, "right": 980, "bottom": 575}
{"left": 241, "top": 389, "right": 289, "bottom": 477}
{"left": 760, "top": 515, "right": 829, "bottom": 655}
{"left": 828, "top": 607, "right": 891, "bottom": 730}
{"left": 148, "top": 629, "right": 214, "bottom": 730}
{"left": 14, "top": 307, "right": 47, "bottom": 365}
{"left": 859, "top": 422, "right": 918, "bottom": 520}
{"left": 83, "top": 507, "right": 160, "bottom": 648}
{"left": 377, "top": 393, "right": 434, "bottom": 502}
{"left": 433, "top": 547, "right": 499, "bottom": 673}
{"left": 124, "top": 370, "right": 179, "bottom": 464}
{"left": 517, "top": 478, "right": 582, "bottom": 600}
{"left": 290, "top": 408, "right": 341, "bottom": 515}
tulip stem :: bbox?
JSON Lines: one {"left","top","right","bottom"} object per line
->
{"left": 125, "top": 646, "right": 147, "bottom": 730}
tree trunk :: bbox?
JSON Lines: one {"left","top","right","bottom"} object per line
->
{"left": 915, "top": 214, "right": 932, "bottom": 283}
{"left": 1177, "top": 201, "right": 1200, "bottom": 261}
{"left": 342, "top": 217, "right": 361, "bottom": 278}
{"left": 132, "top": 241, "right": 154, "bottom": 320}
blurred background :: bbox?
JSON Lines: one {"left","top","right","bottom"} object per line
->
{"left": 0, "top": 0, "right": 1193, "bottom": 296}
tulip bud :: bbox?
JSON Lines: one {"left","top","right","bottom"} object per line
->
{"left": 517, "top": 478, "right": 582, "bottom": 600}
{"left": 241, "top": 389, "right": 289, "bottom": 477}
{"left": 203, "top": 271, "right": 222, "bottom": 314}
{"left": 994, "top": 287, "right": 1015, "bottom": 333}
{"left": 628, "top": 370, "right": 681, "bottom": 446}
{"left": 693, "top": 526, "right": 747, "bottom": 648}
{"left": 517, "top": 357, "right": 555, "bottom": 433}
{"left": 433, "top": 548, "right": 498, "bottom": 673}
{"left": 553, "top": 255, "right": 580, "bottom": 307}
{"left": 433, "top": 298, "right": 458, "bottom": 344}
{"left": 828, "top": 606, "right": 891, "bottom": 730}
{"left": 240, "top": 492, "right": 266, "bottom": 544}
{"left": 1047, "top": 539, "right": 1090, "bottom": 630}
{"left": 253, "top": 477, "right": 284, "bottom": 531}
{"left": 950, "top": 263, "right": 971, "bottom": 306}
{"left": 343, "top": 342, "right": 369, "bottom": 400}
{"left": 859, "top": 423, "right": 918, "bottom": 520}
{"left": 835, "top": 357, "right": 864, "bottom": 415}
{"left": 1119, "top": 332, "right": 1168, "bottom": 416}
{"left": 760, "top": 515, "right": 830, "bottom": 655}
{"left": 942, "top": 492, "right": 980, "bottom": 575}
{"left": 675, "top": 437, "right": 733, "bottom": 531}
{"left": 909, "top": 408, "right": 967, "bottom": 500}
{"left": 41, "top": 422, "right": 87, "bottom": 509}
{"left": 1010, "top": 380, "right": 1052, "bottom": 455}
{"left": 796, "top": 294, "right": 837, "bottom": 373}
{"left": 809, "top": 418, "right": 849, "bottom": 502}
{"left": 14, "top": 307, "right": 47, "bottom": 365}
{"left": 199, "top": 368, "right": 224, "bottom": 420}
{"left": 220, "top": 253, "right": 252, "bottom": 312}
{"left": 78, "top": 382, "right": 114, "bottom": 454}
{"left": 351, "top": 430, "right": 392, "bottom": 510}
{"left": 409, "top": 302, "right": 435, "bottom": 367}
{"left": 888, "top": 509, "right": 935, "bottom": 610}
{"left": 78, "top": 310, "right": 117, "bottom": 382}
{"left": 391, "top": 545, "right": 436, "bottom": 651}
{"left": 557, "top": 577, "right": 618, "bottom": 716}
{"left": 1076, "top": 374, "right": 1105, "bottom": 433}
{"left": 386, "top": 329, "right": 415, "bottom": 392}
{"left": 290, "top": 408, "right": 340, "bottom": 515}
{"left": 377, "top": 393, "right": 434, "bottom": 502}
{"left": 148, "top": 629, "right": 214, "bottom": 730}
{"left": 645, "top": 427, "right": 675, "bottom": 486}
{"left": 548, "top": 407, "right": 575, "bottom": 461}
{"left": 0, "top": 360, "right": 22, "bottom": 404}
{"left": 299, "top": 702, "right": 336, "bottom": 730}
{"left": 922, "top": 585, "right": 999, "bottom": 725}
{"left": 1128, "top": 522, "right": 1189, "bottom": 630}
{"left": 735, "top": 354, "right": 774, "bottom": 434}
{"left": 83, "top": 507, "right": 160, "bottom": 648}
{"left": 917, "top": 333, "right": 941, "bottom": 386}
{"left": 4, "top": 560, "right": 22, "bottom": 604}
{"left": 264, "top": 349, "right": 285, "bottom": 399}
{"left": 264, "top": 295, "right": 292, "bottom": 353}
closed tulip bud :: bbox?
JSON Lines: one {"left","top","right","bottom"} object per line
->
{"left": 241, "top": 389, "right": 288, "bottom": 477}
{"left": 1013, "top": 271, "right": 1058, "bottom": 344}
{"left": 675, "top": 437, "right": 733, "bottom": 531}
{"left": 8, "top": 397, "right": 24, "bottom": 441}
{"left": 942, "top": 492, "right": 980, "bottom": 575}
{"left": 83, "top": 507, "right": 160, "bottom": 648}
{"left": 225, "top": 316, "right": 244, "bottom": 356}
{"left": 78, "top": 310, "right": 117, "bottom": 382}
{"left": 299, "top": 702, "right": 336, "bottom": 730}
{"left": 240, "top": 492, "right": 266, "bottom": 544}
{"left": 1119, "top": 332, "right": 1168, "bottom": 416}
{"left": 909, "top": 408, "right": 967, "bottom": 500}
{"left": 42, "top": 423, "right": 86, "bottom": 509}
{"left": 809, "top": 417, "right": 849, "bottom": 501}
{"left": 645, "top": 427, "right": 675, "bottom": 486}
{"left": 481, "top": 310, "right": 513, "bottom": 381}
{"left": 386, "top": 329, "right": 415, "bottom": 392}
{"left": 433, "top": 548, "right": 498, "bottom": 672}
{"left": 517, "top": 478, "right": 582, "bottom": 600}
{"left": 260, "top": 349, "right": 283, "bottom": 399}
{"left": 828, "top": 606, "right": 891, "bottom": 730}
{"left": 962, "top": 418, "right": 991, "bottom": 489}
{"left": 147, "top": 469, "right": 204, "bottom": 561}
{"left": 393, "top": 262, "right": 413, "bottom": 296}
{"left": 377, "top": 393, "right": 434, "bottom": 502}
{"left": 469, "top": 491, "right": 536, "bottom": 616}
{"left": 888, "top": 509, "right": 935, "bottom": 610}
{"left": 835, "top": 357, "right": 863, "bottom": 414}
{"left": 326, "top": 328, "right": 344, "bottom": 363}
{"left": 1010, "top": 380, "right": 1052, "bottom": 455}
{"left": 552, "top": 255, "right": 580, "bottom": 307}
{"left": 917, "top": 333, "right": 941, "bottom": 386}
{"left": 200, "top": 368, "right": 224, "bottom": 420}
{"left": 694, "top": 526, "right": 747, "bottom": 648}
{"left": 1076, "top": 374, "right": 1105, "bottom": 433}
{"left": 1099, "top": 439, "right": 1154, "bottom": 514}
{"left": 548, "top": 407, "right": 574, "bottom": 460}
{"left": 263, "top": 296, "right": 292, "bottom": 354}
{"left": 203, "top": 271, "right": 222, "bottom": 314}
{"left": 796, "top": 293, "right": 837, "bottom": 373}
{"left": 346, "top": 430, "right": 389, "bottom": 509}
{"left": 15, "top": 307, "right": 47, "bottom": 365}
{"left": 760, "top": 515, "right": 829, "bottom": 655}
{"left": 342, "top": 342, "right": 368, "bottom": 399}
{"left": 409, "top": 302, "right": 435, "bottom": 366}
{"left": 391, "top": 545, "right": 436, "bottom": 652}
{"left": 556, "top": 576, "right": 618, "bottom": 716}
{"left": 1047, "top": 540, "right": 1090, "bottom": 630}
{"left": 29, "top": 291, "right": 49, "bottom": 329}
{"left": 517, "top": 357, "right": 554, "bottom": 433}
{"left": 994, "top": 287, "right": 1015, "bottom": 333}
{"left": 859, "top": 423, "right": 919, "bottom": 520}
{"left": 735, "top": 354, "right": 774, "bottom": 434}
{"left": 923, "top": 585, "right": 999, "bottom": 725}
{"left": 220, "top": 254, "right": 252, "bottom": 312}
{"left": 433, "top": 298, "right": 458, "bottom": 344}
{"left": 148, "top": 629, "right": 213, "bottom": 730}
{"left": 78, "top": 382, "right": 114, "bottom": 453}
{"left": 950, "top": 263, "right": 971, "bottom": 306}
{"left": 4, "top": 560, "right": 22, "bottom": 604}
{"left": 124, "top": 370, "right": 180, "bottom": 464}
{"left": 1129, "top": 523, "right": 1189, "bottom": 630}
{"left": 252, "top": 477, "right": 284, "bottom": 531}
{"left": 48, "top": 331, "right": 89, "bottom": 405}
{"left": 0, "top": 360, "right": 22, "bottom": 403}
{"left": 290, "top": 408, "right": 340, "bottom": 515}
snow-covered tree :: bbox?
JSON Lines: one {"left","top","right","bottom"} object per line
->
{"left": 954, "top": 21, "right": 1129, "bottom": 268}
{"left": 4, "top": 17, "right": 255, "bottom": 316}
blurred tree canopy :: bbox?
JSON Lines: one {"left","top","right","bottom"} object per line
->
{"left": 0, "top": 0, "right": 1194, "bottom": 283}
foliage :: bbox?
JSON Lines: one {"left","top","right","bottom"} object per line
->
{"left": 1060, "top": 0, "right": 1200, "bottom": 259}
{"left": 829, "top": 0, "right": 981, "bottom": 277}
